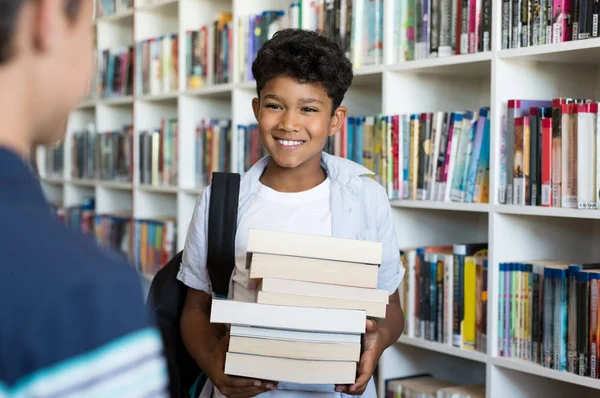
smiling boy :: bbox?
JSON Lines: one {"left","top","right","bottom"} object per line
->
{"left": 179, "top": 29, "right": 405, "bottom": 398}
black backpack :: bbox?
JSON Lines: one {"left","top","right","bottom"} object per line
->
{"left": 147, "top": 172, "right": 240, "bottom": 398}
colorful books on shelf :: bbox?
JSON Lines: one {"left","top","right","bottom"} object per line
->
{"left": 185, "top": 12, "right": 233, "bottom": 88}
{"left": 96, "top": 46, "right": 134, "bottom": 99}
{"left": 136, "top": 34, "right": 179, "bottom": 96}
{"left": 39, "top": 139, "right": 65, "bottom": 180}
{"left": 325, "top": 108, "right": 491, "bottom": 204}
{"left": 400, "top": 243, "right": 488, "bottom": 353}
{"left": 498, "top": 98, "right": 599, "bottom": 210}
{"left": 501, "top": 0, "right": 600, "bottom": 49}
{"left": 95, "top": 213, "right": 133, "bottom": 261}
{"left": 386, "top": 375, "right": 485, "bottom": 398}
{"left": 134, "top": 218, "right": 176, "bottom": 276}
{"left": 393, "top": 0, "right": 492, "bottom": 62}
{"left": 210, "top": 228, "right": 388, "bottom": 384}
{"left": 498, "top": 260, "right": 600, "bottom": 380}
{"left": 138, "top": 118, "right": 178, "bottom": 186}
{"left": 72, "top": 123, "right": 133, "bottom": 182}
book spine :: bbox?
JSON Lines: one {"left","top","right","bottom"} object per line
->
{"left": 552, "top": 0, "right": 572, "bottom": 43}
{"left": 590, "top": 275, "right": 599, "bottom": 378}
{"left": 543, "top": 268, "right": 554, "bottom": 368}
{"left": 513, "top": 0, "right": 523, "bottom": 47}
{"left": 431, "top": 0, "right": 440, "bottom": 57}
{"left": 579, "top": 0, "right": 592, "bottom": 39}
{"left": 513, "top": 117, "right": 525, "bottom": 205}
{"left": 577, "top": 103, "right": 597, "bottom": 209}
{"left": 453, "top": 252, "right": 463, "bottom": 347}
{"left": 460, "top": 0, "right": 470, "bottom": 54}
{"left": 578, "top": 273, "right": 590, "bottom": 376}
{"left": 521, "top": 0, "right": 531, "bottom": 46}
{"left": 417, "top": 113, "right": 432, "bottom": 200}
{"left": 561, "top": 104, "right": 578, "bottom": 208}
{"left": 531, "top": 0, "right": 540, "bottom": 46}
{"left": 572, "top": 0, "right": 581, "bottom": 39}
{"left": 499, "top": 263, "right": 506, "bottom": 356}
{"left": 503, "top": 0, "right": 513, "bottom": 48}
{"left": 568, "top": 266, "right": 581, "bottom": 373}
{"left": 593, "top": 0, "right": 600, "bottom": 37}
{"left": 439, "top": 0, "right": 453, "bottom": 56}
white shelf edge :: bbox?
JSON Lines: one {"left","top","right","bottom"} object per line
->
{"left": 40, "top": 177, "right": 65, "bottom": 185}
{"left": 135, "top": 0, "right": 179, "bottom": 11}
{"left": 136, "top": 92, "right": 180, "bottom": 102}
{"left": 491, "top": 357, "right": 600, "bottom": 390}
{"left": 94, "top": 9, "right": 134, "bottom": 23}
{"left": 76, "top": 100, "right": 97, "bottom": 109}
{"left": 97, "top": 181, "right": 134, "bottom": 190}
{"left": 183, "top": 84, "right": 236, "bottom": 96}
{"left": 493, "top": 204, "right": 600, "bottom": 220}
{"left": 69, "top": 179, "right": 97, "bottom": 188}
{"left": 397, "top": 335, "right": 488, "bottom": 363}
{"left": 387, "top": 52, "right": 492, "bottom": 72}
{"left": 390, "top": 200, "right": 490, "bottom": 212}
{"left": 498, "top": 37, "right": 600, "bottom": 60}
{"left": 354, "top": 64, "right": 385, "bottom": 75}
{"left": 137, "top": 184, "right": 179, "bottom": 194}
{"left": 98, "top": 96, "right": 134, "bottom": 106}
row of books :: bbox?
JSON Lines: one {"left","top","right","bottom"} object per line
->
{"left": 52, "top": 198, "right": 132, "bottom": 262}
{"left": 324, "top": 109, "right": 490, "bottom": 203}
{"left": 400, "top": 243, "right": 488, "bottom": 353}
{"left": 303, "top": 0, "right": 383, "bottom": 68}
{"left": 96, "top": 47, "right": 134, "bottom": 99}
{"left": 134, "top": 218, "right": 177, "bottom": 276}
{"left": 501, "top": 0, "right": 600, "bottom": 50}
{"left": 136, "top": 34, "right": 179, "bottom": 97}
{"left": 211, "top": 229, "right": 385, "bottom": 384}
{"left": 72, "top": 124, "right": 133, "bottom": 182}
{"left": 393, "top": 0, "right": 492, "bottom": 63}
{"left": 498, "top": 98, "right": 599, "bottom": 209}
{"left": 185, "top": 13, "right": 233, "bottom": 89}
{"left": 40, "top": 140, "right": 65, "bottom": 180}
{"left": 138, "top": 118, "right": 179, "bottom": 187}
{"left": 194, "top": 120, "right": 267, "bottom": 187}
{"left": 93, "top": 0, "right": 132, "bottom": 19}
{"left": 51, "top": 197, "right": 176, "bottom": 277}
{"left": 498, "top": 260, "right": 600, "bottom": 380}
{"left": 386, "top": 375, "right": 485, "bottom": 398}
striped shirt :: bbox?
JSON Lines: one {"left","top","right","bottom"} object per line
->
{"left": 0, "top": 147, "right": 169, "bottom": 397}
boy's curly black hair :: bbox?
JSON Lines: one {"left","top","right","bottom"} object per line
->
{"left": 251, "top": 28, "right": 354, "bottom": 114}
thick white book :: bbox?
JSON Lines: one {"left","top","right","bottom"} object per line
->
{"left": 224, "top": 353, "right": 357, "bottom": 384}
{"left": 259, "top": 278, "right": 389, "bottom": 304}
{"left": 256, "top": 290, "right": 387, "bottom": 318}
{"left": 210, "top": 299, "right": 366, "bottom": 334}
{"left": 229, "top": 325, "right": 361, "bottom": 344}
{"left": 248, "top": 253, "right": 379, "bottom": 289}
{"left": 228, "top": 336, "right": 361, "bottom": 362}
{"left": 246, "top": 228, "right": 382, "bottom": 265}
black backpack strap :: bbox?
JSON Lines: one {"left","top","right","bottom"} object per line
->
{"left": 206, "top": 172, "right": 240, "bottom": 298}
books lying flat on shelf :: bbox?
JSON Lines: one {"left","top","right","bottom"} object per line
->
{"left": 498, "top": 260, "right": 600, "bottom": 380}
{"left": 211, "top": 228, "right": 389, "bottom": 385}
{"left": 400, "top": 243, "right": 488, "bottom": 353}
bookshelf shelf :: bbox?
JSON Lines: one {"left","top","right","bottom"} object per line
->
{"left": 183, "top": 84, "right": 235, "bottom": 98}
{"left": 137, "top": 184, "right": 179, "bottom": 194}
{"left": 491, "top": 357, "right": 600, "bottom": 391}
{"left": 397, "top": 335, "right": 488, "bottom": 364}
{"left": 77, "top": 100, "right": 96, "bottom": 110}
{"left": 70, "top": 179, "right": 97, "bottom": 188}
{"left": 494, "top": 205, "right": 600, "bottom": 220}
{"left": 94, "top": 9, "right": 134, "bottom": 24}
{"left": 498, "top": 37, "right": 600, "bottom": 64}
{"left": 390, "top": 200, "right": 490, "bottom": 213}
{"left": 135, "top": 0, "right": 179, "bottom": 12}
{"left": 387, "top": 52, "right": 492, "bottom": 77}
{"left": 98, "top": 96, "right": 134, "bottom": 106}
{"left": 97, "top": 181, "right": 133, "bottom": 190}
{"left": 40, "top": 177, "right": 65, "bottom": 185}
{"left": 137, "top": 92, "right": 179, "bottom": 102}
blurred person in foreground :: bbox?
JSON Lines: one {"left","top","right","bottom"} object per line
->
{"left": 0, "top": 0, "right": 169, "bottom": 396}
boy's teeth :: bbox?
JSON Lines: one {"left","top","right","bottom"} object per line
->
{"left": 278, "top": 139, "right": 303, "bottom": 147}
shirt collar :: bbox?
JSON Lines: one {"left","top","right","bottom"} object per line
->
{"left": 239, "top": 152, "right": 374, "bottom": 203}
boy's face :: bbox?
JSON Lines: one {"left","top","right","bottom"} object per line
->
{"left": 252, "top": 75, "right": 347, "bottom": 170}
{"left": 28, "top": 0, "right": 94, "bottom": 146}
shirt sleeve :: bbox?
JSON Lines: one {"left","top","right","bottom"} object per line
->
{"left": 374, "top": 184, "right": 405, "bottom": 296}
{"left": 177, "top": 186, "right": 212, "bottom": 294}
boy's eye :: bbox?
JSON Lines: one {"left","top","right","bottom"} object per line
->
{"left": 265, "top": 103, "right": 282, "bottom": 110}
{"left": 302, "top": 107, "right": 318, "bottom": 113}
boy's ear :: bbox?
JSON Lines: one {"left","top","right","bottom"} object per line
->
{"left": 33, "top": 0, "right": 62, "bottom": 54}
{"left": 328, "top": 105, "right": 348, "bottom": 137}
{"left": 252, "top": 98, "right": 260, "bottom": 122}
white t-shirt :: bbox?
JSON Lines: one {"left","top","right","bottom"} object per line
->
{"left": 230, "top": 177, "right": 332, "bottom": 303}
{"left": 214, "top": 177, "right": 377, "bottom": 398}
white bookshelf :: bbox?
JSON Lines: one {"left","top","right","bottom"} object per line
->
{"left": 35, "top": 1, "right": 600, "bottom": 397}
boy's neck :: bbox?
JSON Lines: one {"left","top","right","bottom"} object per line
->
{"left": 259, "top": 154, "right": 327, "bottom": 193}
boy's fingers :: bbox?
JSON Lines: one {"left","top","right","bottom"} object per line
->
{"left": 226, "top": 376, "right": 263, "bottom": 388}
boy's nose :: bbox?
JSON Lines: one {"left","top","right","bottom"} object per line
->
{"left": 278, "top": 111, "right": 299, "bottom": 132}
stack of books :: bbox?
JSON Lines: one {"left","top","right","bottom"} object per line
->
{"left": 209, "top": 229, "right": 389, "bottom": 385}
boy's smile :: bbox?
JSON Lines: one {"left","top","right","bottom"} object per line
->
{"left": 252, "top": 75, "right": 347, "bottom": 173}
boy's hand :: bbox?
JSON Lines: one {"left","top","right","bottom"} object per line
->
{"left": 335, "top": 319, "right": 382, "bottom": 396}
{"left": 208, "top": 332, "right": 278, "bottom": 398}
